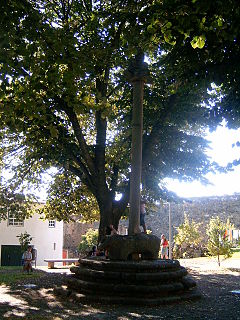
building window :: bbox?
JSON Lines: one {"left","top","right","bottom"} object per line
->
{"left": 48, "top": 220, "right": 56, "bottom": 228}
{"left": 8, "top": 213, "right": 24, "bottom": 226}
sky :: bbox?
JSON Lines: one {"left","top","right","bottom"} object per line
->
{"left": 165, "top": 124, "right": 240, "bottom": 198}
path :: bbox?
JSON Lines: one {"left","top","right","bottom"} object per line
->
{"left": 179, "top": 257, "right": 240, "bottom": 272}
{"left": 0, "top": 258, "right": 239, "bottom": 319}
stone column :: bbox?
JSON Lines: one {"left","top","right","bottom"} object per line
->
{"left": 126, "top": 52, "right": 151, "bottom": 235}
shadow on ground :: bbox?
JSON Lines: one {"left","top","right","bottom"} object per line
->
{"left": 0, "top": 268, "right": 239, "bottom": 320}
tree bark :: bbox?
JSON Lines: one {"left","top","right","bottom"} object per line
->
{"left": 96, "top": 189, "right": 129, "bottom": 243}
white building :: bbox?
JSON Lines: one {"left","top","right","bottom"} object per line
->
{"left": 0, "top": 210, "right": 63, "bottom": 266}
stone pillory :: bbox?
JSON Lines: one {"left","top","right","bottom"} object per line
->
{"left": 98, "top": 233, "right": 160, "bottom": 260}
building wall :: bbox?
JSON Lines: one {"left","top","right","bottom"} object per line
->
{"left": 63, "top": 194, "right": 240, "bottom": 254}
{"left": 0, "top": 214, "right": 63, "bottom": 266}
{"left": 145, "top": 194, "right": 240, "bottom": 240}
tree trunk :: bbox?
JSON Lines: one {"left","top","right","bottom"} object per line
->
{"left": 97, "top": 194, "right": 112, "bottom": 244}
{"left": 97, "top": 192, "right": 129, "bottom": 244}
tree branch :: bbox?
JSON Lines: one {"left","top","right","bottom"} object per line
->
{"left": 95, "top": 110, "right": 107, "bottom": 169}
{"left": 72, "top": 155, "right": 97, "bottom": 193}
{"left": 110, "top": 164, "right": 119, "bottom": 197}
{"left": 112, "top": 182, "right": 130, "bottom": 226}
{"left": 94, "top": 69, "right": 109, "bottom": 176}
{"left": 68, "top": 163, "right": 96, "bottom": 195}
{"left": 65, "top": 108, "right": 96, "bottom": 175}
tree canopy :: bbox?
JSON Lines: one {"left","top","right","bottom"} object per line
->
{"left": 1, "top": 0, "right": 240, "bottom": 238}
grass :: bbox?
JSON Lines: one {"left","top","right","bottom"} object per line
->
{"left": 0, "top": 266, "right": 42, "bottom": 285}
{"left": 178, "top": 247, "right": 240, "bottom": 261}
{"left": 0, "top": 266, "right": 22, "bottom": 271}
{"left": 231, "top": 247, "right": 240, "bottom": 258}
{"left": 1, "top": 249, "right": 239, "bottom": 286}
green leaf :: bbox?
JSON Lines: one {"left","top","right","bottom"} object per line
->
{"left": 191, "top": 35, "right": 206, "bottom": 49}
{"left": 49, "top": 126, "right": 59, "bottom": 139}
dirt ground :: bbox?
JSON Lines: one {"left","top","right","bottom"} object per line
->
{"left": 0, "top": 258, "right": 240, "bottom": 320}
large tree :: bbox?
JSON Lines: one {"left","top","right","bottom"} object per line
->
{"left": 0, "top": 1, "right": 240, "bottom": 240}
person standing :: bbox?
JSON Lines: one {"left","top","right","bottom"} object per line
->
{"left": 22, "top": 246, "right": 33, "bottom": 273}
{"left": 160, "top": 234, "right": 169, "bottom": 259}
{"left": 140, "top": 200, "right": 147, "bottom": 233}
{"left": 88, "top": 246, "right": 97, "bottom": 257}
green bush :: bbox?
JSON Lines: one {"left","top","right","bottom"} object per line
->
{"left": 16, "top": 231, "right": 33, "bottom": 252}
{"left": 173, "top": 214, "right": 203, "bottom": 259}
{"left": 78, "top": 228, "right": 98, "bottom": 254}
{"left": 206, "top": 217, "right": 233, "bottom": 266}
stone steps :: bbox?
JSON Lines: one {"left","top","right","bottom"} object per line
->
{"left": 54, "top": 286, "right": 201, "bottom": 306}
{"left": 70, "top": 265, "right": 188, "bottom": 283}
{"left": 54, "top": 257, "right": 201, "bottom": 305}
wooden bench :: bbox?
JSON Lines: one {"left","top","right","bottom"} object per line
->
{"left": 44, "top": 258, "right": 79, "bottom": 269}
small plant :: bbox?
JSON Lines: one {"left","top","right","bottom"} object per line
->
{"left": 17, "top": 231, "right": 33, "bottom": 252}
{"left": 173, "top": 214, "right": 203, "bottom": 258}
{"left": 206, "top": 217, "right": 233, "bottom": 266}
{"left": 78, "top": 228, "right": 98, "bottom": 255}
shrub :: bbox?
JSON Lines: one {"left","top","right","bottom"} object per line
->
{"left": 206, "top": 217, "right": 233, "bottom": 266}
{"left": 17, "top": 231, "right": 33, "bottom": 252}
{"left": 173, "top": 214, "right": 203, "bottom": 258}
{"left": 78, "top": 228, "right": 98, "bottom": 255}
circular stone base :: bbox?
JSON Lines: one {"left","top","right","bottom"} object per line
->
{"left": 54, "top": 257, "right": 201, "bottom": 305}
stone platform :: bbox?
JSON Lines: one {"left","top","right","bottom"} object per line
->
{"left": 54, "top": 257, "right": 201, "bottom": 305}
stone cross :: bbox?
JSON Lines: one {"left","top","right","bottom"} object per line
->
{"left": 126, "top": 51, "right": 151, "bottom": 235}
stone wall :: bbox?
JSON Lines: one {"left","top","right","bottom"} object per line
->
{"left": 63, "top": 220, "right": 98, "bottom": 257}
{"left": 63, "top": 220, "right": 128, "bottom": 257}
{"left": 145, "top": 194, "right": 240, "bottom": 240}
{"left": 63, "top": 194, "right": 240, "bottom": 255}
